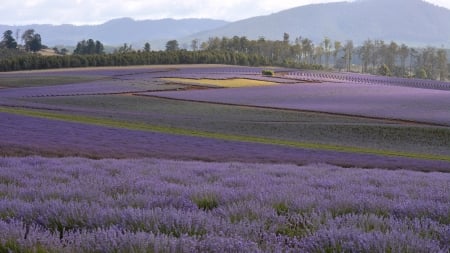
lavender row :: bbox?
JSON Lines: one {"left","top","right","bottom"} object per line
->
{"left": 151, "top": 82, "right": 450, "bottom": 126}
{"left": 2, "top": 112, "right": 449, "bottom": 171}
{"left": 0, "top": 156, "right": 448, "bottom": 252}
{"left": 285, "top": 70, "right": 450, "bottom": 90}
{"left": 0, "top": 79, "right": 177, "bottom": 98}
{"left": 0, "top": 66, "right": 175, "bottom": 78}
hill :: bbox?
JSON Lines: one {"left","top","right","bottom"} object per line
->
{"left": 1, "top": 0, "right": 449, "bottom": 49}
{"left": 186, "top": 0, "right": 450, "bottom": 46}
{"left": 0, "top": 18, "right": 228, "bottom": 47}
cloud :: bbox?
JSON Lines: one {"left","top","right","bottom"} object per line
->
{"left": 0, "top": 0, "right": 448, "bottom": 25}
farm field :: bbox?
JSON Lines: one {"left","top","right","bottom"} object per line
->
{"left": 0, "top": 157, "right": 449, "bottom": 252}
{"left": 0, "top": 65, "right": 449, "bottom": 252}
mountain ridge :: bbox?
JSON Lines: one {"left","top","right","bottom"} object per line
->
{"left": 185, "top": 0, "right": 450, "bottom": 47}
{"left": 1, "top": 0, "right": 449, "bottom": 48}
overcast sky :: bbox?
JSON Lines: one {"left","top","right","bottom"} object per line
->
{"left": 1, "top": 0, "right": 449, "bottom": 25}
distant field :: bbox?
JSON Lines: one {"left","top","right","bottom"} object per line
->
{"left": 150, "top": 82, "right": 450, "bottom": 126}
{"left": 0, "top": 65, "right": 449, "bottom": 170}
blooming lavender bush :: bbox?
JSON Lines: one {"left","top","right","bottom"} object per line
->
{"left": 0, "top": 157, "right": 448, "bottom": 252}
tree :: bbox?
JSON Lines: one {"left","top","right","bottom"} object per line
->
{"left": 95, "top": 40, "right": 104, "bottom": 54}
{"left": 190, "top": 39, "right": 199, "bottom": 51}
{"left": 333, "top": 40, "right": 341, "bottom": 66}
{"left": 1, "top": 30, "right": 18, "bottom": 49}
{"left": 283, "top": 33, "right": 290, "bottom": 44}
{"left": 385, "top": 41, "right": 398, "bottom": 71}
{"left": 314, "top": 44, "right": 324, "bottom": 65}
{"left": 343, "top": 40, "right": 353, "bottom": 72}
{"left": 116, "top": 43, "right": 133, "bottom": 54}
{"left": 398, "top": 44, "right": 409, "bottom": 77}
{"left": 359, "top": 39, "right": 374, "bottom": 73}
{"left": 323, "top": 37, "right": 331, "bottom": 68}
{"left": 21, "top": 29, "right": 43, "bottom": 52}
{"left": 301, "top": 38, "right": 313, "bottom": 64}
{"left": 144, "top": 42, "right": 151, "bottom": 52}
{"left": 166, "top": 40, "right": 179, "bottom": 52}
{"left": 74, "top": 39, "right": 104, "bottom": 54}
{"left": 29, "top": 33, "right": 42, "bottom": 52}
{"left": 378, "top": 64, "right": 391, "bottom": 76}
{"left": 437, "top": 48, "right": 448, "bottom": 81}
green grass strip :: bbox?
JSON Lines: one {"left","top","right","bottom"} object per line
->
{"left": 1, "top": 106, "right": 449, "bottom": 162}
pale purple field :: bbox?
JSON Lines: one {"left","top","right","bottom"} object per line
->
{"left": 0, "top": 156, "right": 448, "bottom": 252}
{"left": 151, "top": 82, "right": 450, "bottom": 126}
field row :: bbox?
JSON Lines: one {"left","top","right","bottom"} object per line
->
{"left": 150, "top": 82, "right": 450, "bottom": 126}
{"left": 2, "top": 111, "right": 449, "bottom": 171}
{"left": 284, "top": 70, "right": 450, "bottom": 90}
{"left": 0, "top": 156, "right": 448, "bottom": 252}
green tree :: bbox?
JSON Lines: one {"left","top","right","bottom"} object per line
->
{"left": 1, "top": 30, "right": 18, "bottom": 49}
{"left": 166, "top": 40, "right": 179, "bottom": 52}
{"left": 116, "top": 43, "right": 133, "bottom": 54}
{"left": 343, "top": 40, "right": 353, "bottom": 72}
{"left": 398, "top": 44, "right": 409, "bottom": 76}
{"left": 437, "top": 48, "right": 448, "bottom": 81}
{"left": 378, "top": 64, "right": 391, "bottom": 76}
{"left": 416, "top": 68, "right": 428, "bottom": 79}
{"left": 333, "top": 40, "right": 341, "bottom": 66}
{"left": 144, "top": 42, "right": 151, "bottom": 52}
{"left": 21, "top": 29, "right": 43, "bottom": 52}
{"left": 74, "top": 39, "right": 104, "bottom": 54}
{"left": 95, "top": 40, "right": 104, "bottom": 54}
{"left": 385, "top": 41, "right": 398, "bottom": 71}
{"left": 359, "top": 39, "right": 374, "bottom": 73}
{"left": 29, "top": 33, "right": 42, "bottom": 52}
{"left": 323, "top": 37, "right": 331, "bottom": 68}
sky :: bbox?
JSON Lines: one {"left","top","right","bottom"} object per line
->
{"left": 0, "top": 0, "right": 449, "bottom": 25}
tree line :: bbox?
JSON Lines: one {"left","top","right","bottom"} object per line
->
{"left": 0, "top": 50, "right": 271, "bottom": 72}
{"left": 0, "top": 28, "right": 448, "bottom": 81}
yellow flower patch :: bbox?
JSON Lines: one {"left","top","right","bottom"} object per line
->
{"left": 161, "top": 78, "right": 276, "bottom": 88}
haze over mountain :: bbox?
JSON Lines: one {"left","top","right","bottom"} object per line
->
{"left": 187, "top": 0, "right": 450, "bottom": 47}
{"left": 1, "top": 0, "right": 449, "bottom": 49}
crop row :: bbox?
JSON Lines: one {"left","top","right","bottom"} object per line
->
{"left": 285, "top": 70, "right": 450, "bottom": 90}
{"left": 2, "top": 111, "right": 449, "bottom": 171}
{"left": 151, "top": 81, "right": 450, "bottom": 126}
{"left": 0, "top": 156, "right": 448, "bottom": 252}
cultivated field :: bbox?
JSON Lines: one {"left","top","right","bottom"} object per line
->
{"left": 0, "top": 157, "right": 448, "bottom": 252}
{"left": 0, "top": 65, "right": 449, "bottom": 252}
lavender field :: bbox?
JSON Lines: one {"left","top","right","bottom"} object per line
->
{"left": 1, "top": 65, "right": 450, "bottom": 252}
{"left": 0, "top": 157, "right": 448, "bottom": 252}
{"left": 2, "top": 65, "right": 449, "bottom": 166}
{"left": 151, "top": 82, "right": 450, "bottom": 126}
